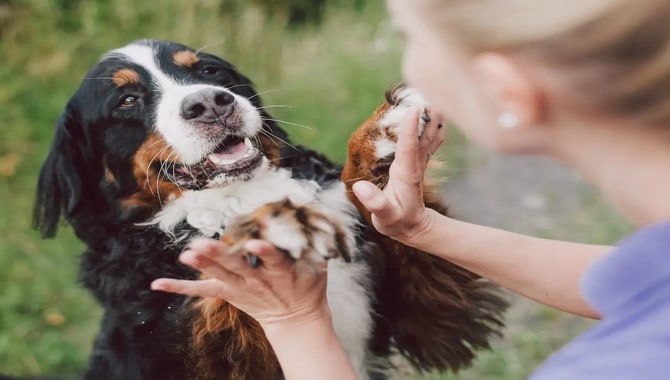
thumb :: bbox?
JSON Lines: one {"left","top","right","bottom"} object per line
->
{"left": 352, "top": 180, "right": 394, "bottom": 220}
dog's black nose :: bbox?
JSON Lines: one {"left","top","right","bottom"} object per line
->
{"left": 180, "top": 88, "right": 235, "bottom": 121}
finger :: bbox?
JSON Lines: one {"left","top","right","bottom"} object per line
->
{"left": 179, "top": 249, "right": 248, "bottom": 284}
{"left": 352, "top": 180, "right": 397, "bottom": 221}
{"left": 393, "top": 107, "right": 423, "bottom": 180}
{"left": 151, "top": 278, "right": 229, "bottom": 298}
{"left": 187, "top": 237, "right": 231, "bottom": 256}
{"left": 186, "top": 238, "right": 254, "bottom": 272}
{"left": 244, "top": 239, "right": 292, "bottom": 268}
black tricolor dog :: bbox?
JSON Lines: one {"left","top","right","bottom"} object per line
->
{"left": 33, "top": 39, "right": 507, "bottom": 379}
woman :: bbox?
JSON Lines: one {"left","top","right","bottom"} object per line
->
{"left": 152, "top": 0, "right": 670, "bottom": 378}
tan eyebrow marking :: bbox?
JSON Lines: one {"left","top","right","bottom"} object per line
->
{"left": 173, "top": 50, "right": 199, "bottom": 67}
{"left": 112, "top": 69, "right": 141, "bottom": 87}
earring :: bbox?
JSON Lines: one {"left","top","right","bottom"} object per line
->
{"left": 497, "top": 112, "right": 519, "bottom": 129}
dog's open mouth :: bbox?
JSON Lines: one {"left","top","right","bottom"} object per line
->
{"left": 163, "top": 136, "right": 263, "bottom": 189}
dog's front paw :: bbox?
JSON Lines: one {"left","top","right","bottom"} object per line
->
{"left": 221, "top": 198, "right": 351, "bottom": 268}
{"left": 342, "top": 83, "right": 432, "bottom": 218}
{"left": 376, "top": 83, "right": 430, "bottom": 155}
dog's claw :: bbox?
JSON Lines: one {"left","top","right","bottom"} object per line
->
{"left": 247, "top": 254, "right": 260, "bottom": 268}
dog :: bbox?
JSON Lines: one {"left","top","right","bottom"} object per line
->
{"left": 32, "top": 39, "right": 507, "bottom": 380}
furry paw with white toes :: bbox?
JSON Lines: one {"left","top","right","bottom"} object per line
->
{"left": 221, "top": 198, "right": 351, "bottom": 269}
{"left": 377, "top": 83, "right": 432, "bottom": 151}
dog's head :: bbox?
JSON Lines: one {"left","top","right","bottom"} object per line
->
{"left": 33, "top": 39, "right": 290, "bottom": 237}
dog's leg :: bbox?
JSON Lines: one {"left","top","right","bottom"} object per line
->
{"left": 341, "top": 84, "right": 508, "bottom": 373}
{"left": 189, "top": 198, "right": 352, "bottom": 380}
{"left": 341, "top": 84, "right": 441, "bottom": 223}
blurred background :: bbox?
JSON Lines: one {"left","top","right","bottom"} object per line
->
{"left": 0, "top": 0, "right": 632, "bottom": 379}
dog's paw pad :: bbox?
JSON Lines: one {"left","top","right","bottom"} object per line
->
{"left": 222, "top": 198, "right": 350, "bottom": 267}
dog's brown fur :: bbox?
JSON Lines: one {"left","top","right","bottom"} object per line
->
{"left": 189, "top": 84, "right": 507, "bottom": 378}
{"left": 342, "top": 84, "right": 507, "bottom": 370}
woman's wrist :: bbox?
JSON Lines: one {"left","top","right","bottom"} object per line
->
{"left": 259, "top": 303, "right": 333, "bottom": 336}
{"left": 400, "top": 207, "right": 448, "bottom": 250}
{"left": 260, "top": 305, "right": 358, "bottom": 380}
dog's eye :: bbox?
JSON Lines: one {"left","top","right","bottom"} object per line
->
{"left": 119, "top": 95, "right": 139, "bottom": 107}
{"left": 201, "top": 66, "right": 220, "bottom": 76}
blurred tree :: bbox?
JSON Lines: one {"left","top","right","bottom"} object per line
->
{"left": 250, "top": 0, "right": 366, "bottom": 26}
{"left": 0, "top": 0, "right": 12, "bottom": 37}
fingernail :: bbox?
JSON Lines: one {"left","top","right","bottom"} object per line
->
{"left": 352, "top": 181, "right": 374, "bottom": 198}
{"left": 187, "top": 237, "right": 209, "bottom": 250}
{"left": 244, "top": 239, "right": 264, "bottom": 252}
{"left": 150, "top": 280, "right": 163, "bottom": 290}
{"left": 179, "top": 250, "right": 198, "bottom": 265}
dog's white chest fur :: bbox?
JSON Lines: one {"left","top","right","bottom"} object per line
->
{"left": 149, "top": 168, "right": 374, "bottom": 378}
{"left": 151, "top": 169, "right": 321, "bottom": 237}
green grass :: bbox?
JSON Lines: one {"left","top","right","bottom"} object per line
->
{"left": 0, "top": 1, "right": 406, "bottom": 376}
{"left": 0, "top": 1, "right": 631, "bottom": 378}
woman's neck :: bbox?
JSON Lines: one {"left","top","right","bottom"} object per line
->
{"left": 551, "top": 116, "right": 670, "bottom": 228}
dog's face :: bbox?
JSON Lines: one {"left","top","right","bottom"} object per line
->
{"left": 34, "top": 40, "right": 289, "bottom": 236}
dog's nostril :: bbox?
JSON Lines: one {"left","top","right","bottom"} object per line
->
{"left": 182, "top": 102, "right": 206, "bottom": 120}
{"left": 180, "top": 89, "right": 236, "bottom": 121}
{"left": 214, "top": 91, "right": 234, "bottom": 107}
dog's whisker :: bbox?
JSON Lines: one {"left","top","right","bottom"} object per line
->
{"left": 264, "top": 118, "right": 314, "bottom": 131}
{"left": 247, "top": 88, "right": 286, "bottom": 101}
{"left": 194, "top": 40, "right": 226, "bottom": 55}
{"left": 259, "top": 129, "right": 300, "bottom": 152}
{"left": 144, "top": 145, "right": 172, "bottom": 198}
{"left": 256, "top": 104, "right": 294, "bottom": 111}
{"left": 157, "top": 149, "right": 179, "bottom": 198}
{"left": 165, "top": 151, "right": 185, "bottom": 199}
{"left": 257, "top": 129, "right": 280, "bottom": 148}
{"left": 225, "top": 83, "right": 254, "bottom": 91}
{"left": 155, "top": 153, "right": 172, "bottom": 206}
{"left": 83, "top": 76, "right": 116, "bottom": 81}
{"left": 196, "top": 159, "right": 212, "bottom": 182}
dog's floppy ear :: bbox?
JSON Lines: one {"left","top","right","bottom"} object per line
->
{"left": 32, "top": 103, "right": 95, "bottom": 238}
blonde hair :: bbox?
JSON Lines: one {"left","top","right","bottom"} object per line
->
{"left": 416, "top": 0, "right": 670, "bottom": 125}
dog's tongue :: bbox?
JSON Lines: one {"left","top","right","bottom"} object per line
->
{"left": 208, "top": 141, "right": 249, "bottom": 165}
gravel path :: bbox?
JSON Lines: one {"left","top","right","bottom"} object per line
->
{"left": 441, "top": 146, "right": 601, "bottom": 363}
{"left": 443, "top": 146, "right": 593, "bottom": 234}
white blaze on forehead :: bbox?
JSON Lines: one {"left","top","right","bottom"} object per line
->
{"left": 106, "top": 42, "right": 263, "bottom": 165}
{"left": 107, "top": 42, "right": 177, "bottom": 90}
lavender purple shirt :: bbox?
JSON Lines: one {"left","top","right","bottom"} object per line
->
{"left": 529, "top": 221, "right": 670, "bottom": 380}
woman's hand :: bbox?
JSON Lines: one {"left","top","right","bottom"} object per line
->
{"left": 352, "top": 106, "right": 446, "bottom": 245}
{"left": 151, "top": 237, "right": 329, "bottom": 327}
{"left": 153, "top": 238, "right": 359, "bottom": 379}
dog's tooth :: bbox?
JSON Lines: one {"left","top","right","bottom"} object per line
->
{"left": 244, "top": 138, "right": 253, "bottom": 149}
{"left": 208, "top": 155, "right": 222, "bottom": 165}
{"left": 208, "top": 155, "right": 235, "bottom": 166}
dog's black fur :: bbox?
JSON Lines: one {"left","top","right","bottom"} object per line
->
{"left": 32, "top": 40, "right": 345, "bottom": 379}
{"left": 32, "top": 40, "right": 507, "bottom": 379}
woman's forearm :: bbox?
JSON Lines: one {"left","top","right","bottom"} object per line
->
{"left": 407, "top": 209, "right": 612, "bottom": 319}
{"left": 261, "top": 308, "right": 358, "bottom": 380}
